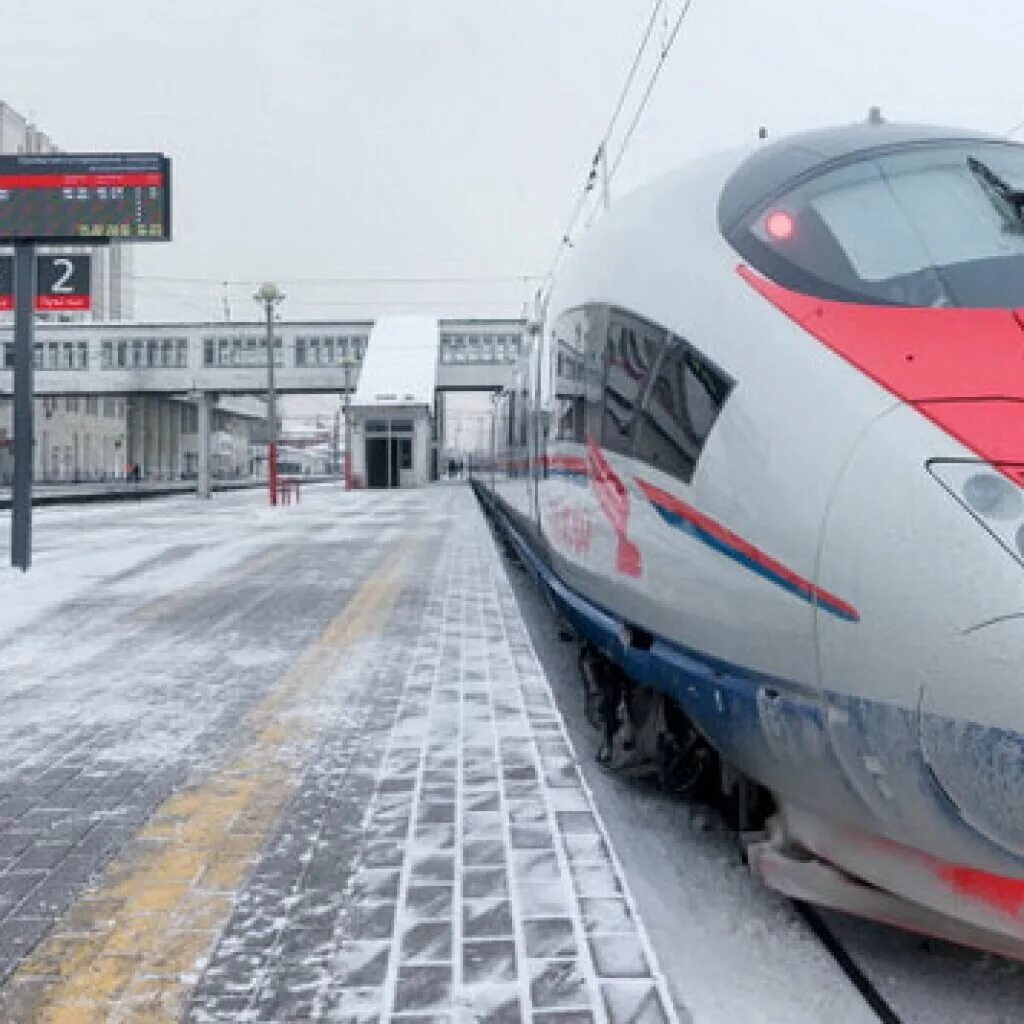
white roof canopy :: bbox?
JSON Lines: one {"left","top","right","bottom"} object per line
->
{"left": 353, "top": 315, "right": 438, "bottom": 409}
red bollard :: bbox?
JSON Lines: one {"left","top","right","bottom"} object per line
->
{"left": 268, "top": 442, "right": 278, "bottom": 506}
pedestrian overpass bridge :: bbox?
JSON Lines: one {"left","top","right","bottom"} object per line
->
{"left": 0, "top": 316, "right": 525, "bottom": 396}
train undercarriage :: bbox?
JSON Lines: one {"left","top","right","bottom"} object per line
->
{"left": 479, "top": 488, "right": 1024, "bottom": 961}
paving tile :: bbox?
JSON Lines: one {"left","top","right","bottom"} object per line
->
{"left": 523, "top": 919, "right": 577, "bottom": 959}
{"left": 589, "top": 936, "right": 650, "bottom": 978}
{"left": 530, "top": 959, "right": 590, "bottom": 1010}
{"left": 401, "top": 921, "right": 452, "bottom": 964}
{"left": 335, "top": 941, "right": 391, "bottom": 987}
{"left": 462, "top": 867, "right": 508, "bottom": 899}
{"left": 394, "top": 964, "right": 451, "bottom": 1013}
{"left": 462, "top": 939, "right": 517, "bottom": 984}
{"left": 405, "top": 885, "right": 453, "bottom": 920}
{"left": 579, "top": 898, "right": 633, "bottom": 935}
{"left": 601, "top": 982, "right": 670, "bottom": 1024}
{"left": 462, "top": 898, "right": 514, "bottom": 939}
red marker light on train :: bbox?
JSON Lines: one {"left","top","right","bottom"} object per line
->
{"left": 765, "top": 211, "right": 795, "bottom": 241}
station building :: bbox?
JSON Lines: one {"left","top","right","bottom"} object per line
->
{"left": 348, "top": 317, "right": 438, "bottom": 489}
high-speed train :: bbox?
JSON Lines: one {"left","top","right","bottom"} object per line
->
{"left": 472, "top": 120, "right": 1024, "bottom": 957}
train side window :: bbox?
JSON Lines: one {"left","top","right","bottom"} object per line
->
{"left": 602, "top": 310, "right": 664, "bottom": 455}
{"left": 634, "top": 339, "right": 732, "bottom": 483}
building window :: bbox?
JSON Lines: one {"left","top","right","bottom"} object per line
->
{"left": 203, "top": 338, "right": 215, "bottom": 366}
{"left": 2, "top": 343, "right": 12, "bottom": 369}
{"left": 295, "top": 337, "right": 307, "bottom": 367}
{"left": 131, "top": 340, "right": 144, "bottom": 367}
{"left": 86, "top": 396, "right": 99, "bottom": 415}
{"left": 62, "top": 342, "right": 74, "bottom": 369}
{"left": 66, "top": 396, "right": 78, "bottom": 413}
{"left": 146, "top": 339, "right": 158, "bottom": 367}
{"left": 101, "top": 341, "right": 113, "bottom": 369}
{"left": 76, "top": 342, "right": 88, "bottom": 369}
{"left": 33, "top": 344, "right": 42, "bottom": 369}
{"left": 161, "top": 339, "right": 173, "bottom": 367}
{"left": 176, "top": 338, "right": 188, "bottom": 367}
{"left": 217, "top": 337, "right": 229, "bottom": 366}
{"left": 103, "top": 397, "right": 116, "bottom": 418}
{"left": 309, "top": 336, "right": 321, "bottom": 365}
{"left": 117, "top": 341, "right": 128, "bottom": 368}
{"left": 324, "top": 337, "right": 335, "bottom": 364}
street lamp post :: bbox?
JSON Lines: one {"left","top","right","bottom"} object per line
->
{"left": 343, "top": 357, "right": 354, "bottom": 489}
{"left": 254, "top": 282, "right": 285, "bottom": 505}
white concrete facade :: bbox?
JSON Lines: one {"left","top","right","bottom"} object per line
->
{"left": 0, "top": 394, "right": 127, "bottom": 484}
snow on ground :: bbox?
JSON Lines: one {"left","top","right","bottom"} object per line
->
{"left": 2, "top": 485, "right": 1020, "bottom": 1022}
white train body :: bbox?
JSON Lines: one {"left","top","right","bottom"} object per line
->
{"left": 473, "top": 123, "right": 1024, "bottom": 953}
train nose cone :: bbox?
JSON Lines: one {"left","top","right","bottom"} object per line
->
{"left": 919, "top": 615, "right": 1024, "bottom": 859}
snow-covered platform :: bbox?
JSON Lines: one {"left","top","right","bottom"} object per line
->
{"left": 0, "top": 486, "right": 679, "bottom": 1023}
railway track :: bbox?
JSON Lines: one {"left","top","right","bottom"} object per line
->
{"left": 793, "top": 901, "right": 905, "bottom": 1024}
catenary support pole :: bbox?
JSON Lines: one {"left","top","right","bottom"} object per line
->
{"left": 265, "top": 295, "right": 277, "bottom": 505}
{"left": 11, "top": 242, "right": 36, "bottom": 571}
{"left": 197, "top": 393, "right": 211, "bottom": 500}
{"left": 344, "top": 360, "right": 353, "bottom": 489}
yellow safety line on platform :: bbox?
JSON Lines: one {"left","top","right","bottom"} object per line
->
{"left": 0, "top": 533, "right": 421, "bottom": 1024}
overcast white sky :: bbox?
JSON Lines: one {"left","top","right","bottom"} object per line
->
{"left": 3, "top": 0, "right": 1024, "bottom": 429}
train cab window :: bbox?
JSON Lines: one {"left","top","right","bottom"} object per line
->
{"left": 727, "top": 140, "right": 1024, "bottom": 308}
{"left": 635, "top": 340, "right": 733, "bottom": 484}
{"left": 602, "top": 310, "right": 664, "bottom": 455}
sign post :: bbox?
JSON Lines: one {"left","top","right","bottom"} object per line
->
{"left": 11, "top": 243, "right": 35, "bottom": 570}
{"left": 0, "top": 151, "right": 171, "bottom": 570}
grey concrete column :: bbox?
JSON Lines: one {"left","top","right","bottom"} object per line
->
{"left": 169, "top": 402, "right": 181, "bottom": 478}
{"left": 128, "top": 397, "right": 145, "bottom": 477}
{"left": 197, "top": 393, "right": 212, "bottom": 500}
{"left": 159, "top": 400, "right": 171, "bottom": 479}
{"left": 144, "top": 398, "right": 158, "bottom": 477}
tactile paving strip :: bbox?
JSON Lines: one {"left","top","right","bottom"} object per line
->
{"left": 187, "top": 492, "right": 682, "bottom": 1023}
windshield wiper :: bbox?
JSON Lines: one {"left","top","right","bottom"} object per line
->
{"left": 967, "top": 155, "right": 1024, "bottom": 222}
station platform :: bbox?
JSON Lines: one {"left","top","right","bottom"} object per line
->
{"left": 0, "top": 487, "right": 679, "bottom": 1024}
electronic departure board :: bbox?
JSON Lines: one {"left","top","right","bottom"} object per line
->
{"left": 0, "top": 153, "right": 171, "bottom": 242}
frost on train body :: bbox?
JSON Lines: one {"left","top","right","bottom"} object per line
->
{"left": 472, "top": 121, "right": 1024, "bottom": 956}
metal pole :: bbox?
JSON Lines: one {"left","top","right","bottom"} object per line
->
{"left": 196, "top": 393, "right": 211, "bottom": 500}
{"left": 344, "top": 362, "right": 352, "bottom": 488}
{"left": 265, "top": 298, "right": 277, "bottom": 506}
{"left": 11, "top": 242, "right": 35, "bottom": 571}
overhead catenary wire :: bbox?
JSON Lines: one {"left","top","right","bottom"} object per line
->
{"left": 129, "top": 273, "right": 541, "bottom": 287}
{"left": 540, "top": 0, "right": 697, "bottom": 302}
{"left": 608, "top": 0, "right": 696, "bottom": 179}
{"left": 539, "top": 0, "right": 665, "bottom": 291}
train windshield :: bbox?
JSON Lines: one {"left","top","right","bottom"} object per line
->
{"left": 733, "top": 142, "right": 1024, "bottom": 307}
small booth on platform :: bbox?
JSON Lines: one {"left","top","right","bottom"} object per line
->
{"left": 348, "top": 316, "right": 436, "bottom": 489}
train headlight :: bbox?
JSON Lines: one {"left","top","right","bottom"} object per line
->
{"left": 962, "top": 472, "right": 1023, "bottom": 520}
{"left": 929, "top": 461, "right": 1024, "bottom": 566}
